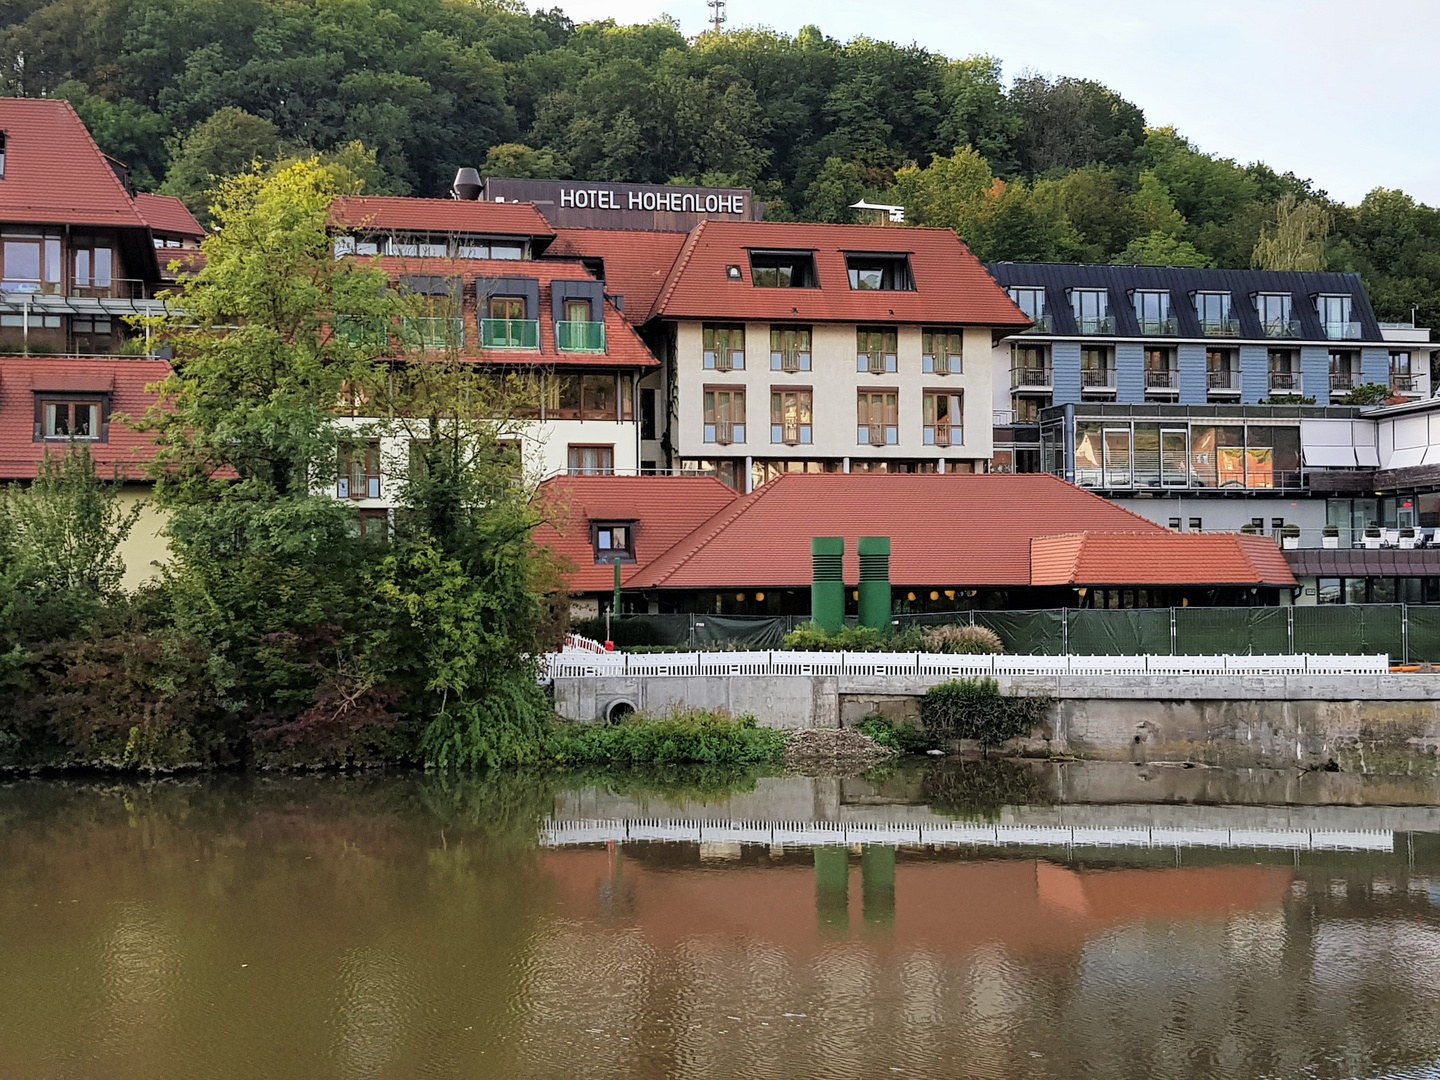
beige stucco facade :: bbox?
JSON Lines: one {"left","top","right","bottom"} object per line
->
{"left": 114, "top": 487, "right": 169, "bottom": 591}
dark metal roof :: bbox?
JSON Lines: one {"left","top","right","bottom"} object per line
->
{"left": 1286, "top": 549, "right": 1440, "bottom": 576}
{"left": 1040, "top": 403, "right": 1364, "bottom": 422}
{"left": 985, "top": 262, "right": 1385, "bottom": 343}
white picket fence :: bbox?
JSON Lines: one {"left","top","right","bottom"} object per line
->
{"left": 544, "top": 649, "right": 1392, "bottom": 680}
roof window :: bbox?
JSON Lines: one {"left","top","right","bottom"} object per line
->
{"left": 749, "top": 250, "right": 817, "bottom": 288}
{"left": 725, "top": 264, "right": 742, "bottom": 281}
{"left": 846, "top": 253, "right": 914, "bottom": 291}
{"left": 593, "top": 521, "right": 636, "bottom": 565}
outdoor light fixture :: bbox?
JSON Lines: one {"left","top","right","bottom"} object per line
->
{"left": 736, "top": 593, "right": 745, "bottom": 601}
{"left": 907, "top": 592, "right": 916, "bottom": 601}
{"left": 930, "top": 591, "right": 939, "bottom": 600}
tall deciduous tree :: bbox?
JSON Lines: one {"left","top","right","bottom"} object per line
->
{"left": 1252, "top": 194, "right": 1330, "bottom": 272}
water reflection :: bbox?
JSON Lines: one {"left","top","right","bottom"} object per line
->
{"left": 0, "top": 767, "right": 1439, "bottom": 1079}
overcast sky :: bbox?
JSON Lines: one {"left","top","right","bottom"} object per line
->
{"left": 551, "top": 0, "right": 1440, "bottom": 206}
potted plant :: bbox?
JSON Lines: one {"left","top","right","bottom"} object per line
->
{"left": 1363, "top": 525, "right": 1383, "bottom": 549}
{"left": 1240, "top": 522, "right": 1259, "bottom": 535}
{"left": 1322, "top": 524, "right": 1340, "bottom": 549}
{"left": 1281, "top": 523, "right": 1301, "bottom": 549}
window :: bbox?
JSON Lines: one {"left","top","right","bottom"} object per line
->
{"left": 640, "top": 388, "right": 657, "bottom": 440}
{"left": 1392, "top": 350, "right": 1414, "bottom": 391}
{"left": 1080, "top": 346, "right": 1111, "bottom": 388}
{"left": 593, "top": 521, "right": 636, "bottom": 564}
{"left": 703, "top": 325, "right": 745, "bottom": 371}
{"left": 1132, "top": 291, "right": 1173, "bottom": 334}
{"left": 567, "top": 445, "right": 614, "bottom": 475}
{"left": 481, "top": 295, "right": 536, "bottom": 349}
{"left": 749, "top": 251, "right": 817, "bottom": 288}
{"left": 1011, "top": 343, "right": 1049, "bottom": 388}
{"left": 1268, "top": 349, "right": 1298, "bottom": 392}
{"left": 1318, "top": 578, "right": 1342, "bottom": 605}
{"left": 1189, "top": 517, "right": 1202, "bottom": 532}
{"left": 1144, "top": 348, "right": 1174, "bottom": 390}
{"left": 725, "top": 265, "right": 742, "bottom": 281}
{"left": 72, "top": 241, "right": 112, "bottom": 293}
{"left": 37, "top": 396, "right": 105, "bottom": 441}
{"left": 770, "top": 326, "right": 811, "bottom": 372}
{"left": 0, "top": 132, "right": 6, "bottom": 179}
{"left": 1168, "top": 517, "right": 1181, "bottom": 530}
{"left": 338, "top": 441, "right": 381, "bottom": 499}
{"left": 1255, "top": 293, "right": 1295, "bottom": 336}
{"left": 703, "top": 387, "right": 745, "bottom": 444}
{"left": 846, "top": 254, "right": 913, "bottom": 291}
{"left": 1317, "top": 294, "right": 1357, "bottom": 339}
{"left": 357, "top": 510, "right": 389, "bottom": 541}
{"left": 1070, "top": 289, "right": 1111, "bottom": 333}
{"left": 771, "top": 389, "right": 813, "bottom": 445}
{"left": 581, "top": 374, "right": 618, "bottom": 419}
{"left": 922, "top": 329, "right": 962, "bottom": 374}
{"left": 1011, "top": 395, "right": 1044, "bottom": 422}
{"left": 857, "top": 328, "right": 898, "bottom": 374}
{"left": 857, "top": 391, "right": 898, "bottom": 445}
{"left": 565, "top": 299, "right": 590, "bottom": 324}
{"left": 1008, "top": 287, "right": 1046, "bottom": 322}
{"left": 1329, "top": 351, "right": 1355, "bottom": 391}
{"left": 3, "top": 233, "right": 61, "bottom": 292}
{"left": 923, "top": 391, "right": 962, "bottom": 447}
{"left": 1194, "top": 292, "right": 1235, "bottom": 334}
{"left": 1206, "top": 348, "right": 1237, "bottom": 391}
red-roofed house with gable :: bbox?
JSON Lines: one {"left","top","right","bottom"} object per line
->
{"left": 535, "top": 473, "right": 1297, "bottom": 617}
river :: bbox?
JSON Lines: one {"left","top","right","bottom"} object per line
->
{"left": 3, "top": 761, "right": 1440, "bottom": 1079}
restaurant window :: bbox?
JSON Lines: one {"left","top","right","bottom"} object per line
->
{"left": 922, "top": 329, "right": 962, "bottom": 374}
{"left": 923, "top": 391, "right": 962, "bottom": 448}
{"left": 567, "top": 445, "right": 614, "bottom": 475}
{"left": 770, "top": 326, "right": 811, "bottom": 372}
{"left": 846, "top": 253, "right": 913, "bottom": 291}
{"left": 703, "top": 325, "right": 745, "bottom": 371}
{"left": 337, "top": 440, "right": 381, "bottom": 499}
{"left": 1318, "top": 578, "right": 1342, "bottom": 604}
{"left": 857, "top": 391, "right": 898, "bottom": 445}
{"left": 749, "top": 251, "right": 817, "bottom": 288}
{"left": 857, "top": 328, "right": 898, "bottom": 374}
{"left": 1189, "top": 425, "right": 1245, "bottom": 488}
{"left": 703, "top": 387, "right": 746, "bottom": 445}
{"left": 771, "top": 389, "right": 813, "bottom": 445}
{"left": 36, "top": 395, "right": 106, "bottom": 442}
{"left": 593, "top": 521, "right": 636, "bottom": 564}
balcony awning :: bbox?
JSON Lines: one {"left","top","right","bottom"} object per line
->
{"left": 0, "top": 294, "right": 170, "bottom": 317}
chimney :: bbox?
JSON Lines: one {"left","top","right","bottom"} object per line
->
{"left": 452, "top": 167, "right": 482, "bottom": 201}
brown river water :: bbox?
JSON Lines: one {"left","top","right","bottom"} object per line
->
{"left": 3, "top": 762, "right": 1440, "bottom": 1080}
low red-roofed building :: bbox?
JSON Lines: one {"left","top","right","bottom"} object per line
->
{"left": 538, "top": 473, "right": 1297, "bottom": 616}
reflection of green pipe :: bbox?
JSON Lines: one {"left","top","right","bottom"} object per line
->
{"left": 861, "top": 846, "right": 895, "bottom": 928}
{"left": 814, "top": 847, "right": 848, "bottom": 932}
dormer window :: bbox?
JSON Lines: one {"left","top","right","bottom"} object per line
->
{"left": 1317, "top": 294, "right": 1359, "bottom": 340}
{"left": 1255, "top": 293, "right": 1297, "bottom": 337}
{"left": 1194, "top": 291, "right": 1235, "bottom": 335}
{"left": 1070, "top": 289, "right": 1112, "bottom": 334}
{"left": 1008, "top": 287, "right": 1048, "bottom": 331}
{"left": 1131, "top": 290, "right": 1174, "bottom": 335}
{"left": 593, "top": 522, "right": 636, "bottom": 564}
{"left": 846, "top": 253, "right": 914, "bottom": 291}
{"left": 749, "top": 251, "right": 817, "bottom": 288}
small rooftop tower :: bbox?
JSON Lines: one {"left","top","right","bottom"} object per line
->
{"left": 707, "top": 0, "right": 726, "bottom": 32}
{"left": 452, "top": 167, "right": 481, "bottom": 201}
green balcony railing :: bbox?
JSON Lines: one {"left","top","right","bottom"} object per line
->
{"left": 480, "top": 318, "right": 540, "bottom": 350}
{"left": 400, "top": 317, "right": 464, "bottom": 350}
{"left": 334, "top": 315, "right": 389, "bottom": 350}
{"left": 1075, "top": 315, "right": 1115, "bottom": 335}
{"left": 556, "top": 319, "right": 606, "bottom": 353}
{"left": 1200, "top": 318, "right": 1240, "bottom": 336}
{"left": 1136, "top": 317, "right": 1178, "bottom": 336}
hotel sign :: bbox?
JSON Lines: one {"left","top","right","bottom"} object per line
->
{"left": 482, "top": 178, "right": 760, "bottom": 231}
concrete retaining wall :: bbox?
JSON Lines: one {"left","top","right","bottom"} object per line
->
{"left": 553, "top": 672, "right": 1440, "bottom": 768}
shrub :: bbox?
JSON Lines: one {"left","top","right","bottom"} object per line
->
{"left": 858, "top": 714, "right": 939, "bottom": 754}
{"left": 548, "top": 710, "right": 787, "bottom": 766}
{"left": 919, "top": 677, "right": 1052, "bottom": 752}
{"left": 921, "top": 624, "right": 1003, "bottom": 654}
{"left": 780, "top": 623, "right": 886, "bottom": 651}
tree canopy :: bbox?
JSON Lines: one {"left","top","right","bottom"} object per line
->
{"left": 5, "top": 2, "right": 1440, "bottom": 323}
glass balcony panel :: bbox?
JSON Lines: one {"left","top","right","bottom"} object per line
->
{"left": 1076, "top": 316, "right": 1116, "bottom": 335}
{"left": 1200, "top": 318, "right": 1240, "bottom": 336}
{"left": 479, "top": 318, "right": 539, "bottom": 349}
{"left": 1137, "top": 318, "right": 1178, "bottom": 336}
{"left": 1262, "top": 319, "right": 1302, "bottom": 338}
{"left": 1323, "top": 320, "right": 1364, "bottom": 340}
{"left": 1022, "top": 314, "right": 1053, "bottom": 333}
{"left": 556, "top": 319, "right": 606, "bottom": 352}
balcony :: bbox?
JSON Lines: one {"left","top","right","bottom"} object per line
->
{"left": 705, "top": 420, "right": 744, "bottom": 445}
{"left": 0, "top": 278, "right": 167, "bottom": 301}
{"left": 923, "top": 422, "right": 960, "bottom": 447}
{"left": 1329, "top": 371, "right": 1355, "bottom": 393}
{"left": 1261, "top": 319, "right": 1302, "bottom": 338}
{"left": 1080, "top": 367, "right": 1114, "bottom": 391}
{"left": 1207, "top": 369, "right": 1240, "bottom": 394}
{"left": 1322, "top": 320, "right": 1363, "bottom": 341}
{"left": 1022, "top": 314, "right": 1053, "bottom": 333}
{"left": 772, "top": 422, "right": 812, "bottom": 446}
{"left": 1075, "top": 315, "right": 1116, "bottom": 335}
{"left": 1393, "top": 373, "right": 1418, "bottom": 394}
{"left": 1144, "top": 368, "right": 1178, "bottom": 392}
{"left": 556, "top": 319, "right": 606, "bottom": 353}
{"left": 400, "top": 317, "right": 464, "bottom": 350}
{"left": 1011, "top": 366, "right": 1052, "bottom": 389}
{"left": 1200, "top": 317, "right": 1240, "bottom": 336}
{"left": 1268, "top": 370, "right": 1300, "bottom": 393}
{"left": 1137, "top": 317, "right": 1178, "bottom": 336}
{"left": 480, "top": 318, "right": 539, "bottom": 350}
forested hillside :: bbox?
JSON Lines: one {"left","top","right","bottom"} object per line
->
{"left": 5, "top": 0, "right": 1439, "bottom": 324}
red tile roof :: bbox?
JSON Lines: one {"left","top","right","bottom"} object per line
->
{"left": 546, "top": 229, "right": 689, "bottom": 324}
{"left": 134, "top": 193, "right": 205, "bottom": 239}
{"left": 648, "top": 221, "right": 1030, "bottom": 327}
{"left": 535, "top": 475, "right": 741, "bottom": 590}
{"left": 0, "top": 357, "right": 166, "bottom": 479}
{"left": 0, "top": 99, "right": 149, "bottom": 230}
{"left": 1030, "top": 532, "right": 1298, "bottom": 588}
{"left": 617, "top": 473, "right": 1165, "bottom": 590}
{"left": 331, "top": 197, "right": 555, "bottom": 238}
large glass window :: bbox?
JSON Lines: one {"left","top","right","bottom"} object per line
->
{"left": 1255, "top": 293, "right": 1295, "bottom": 336}
{"left": 703, "top": 387, "right": 745, "bottom": 444}
{"left": 567, "top": 445, "right": 614, "bottom": 475}
{"left": 1132, "top": 291, "right": 1173, "bottom": 335}
{"left": 857, "top": 328, "right": 898, "bottom": 374}
{"left": 1133, "top": 424, "right": 1161, "bottom": 487}
{"left": 846, "top": 254, "right": 913, "bottom": 291}
{"left": 922, "top": 329, "right": 962, "bottom": 375}
{"left": 1008, "top": 287, "right": 1046, "bottom": 322}
{"left": 923, "top": 391, "right": 962, "bottom": 447}
{"left": 1070, "top": 289, "right": 1111, "bottom": 333}
{"left": 857, "top": 391, "right": 898, "bottom": 445}
{"left": 770, "top": 327, "right": 811, "bottom": 372}
{"left": 1074, "top": 422, "right": 1103, "bottom": 486}
{"left": 581, "top": 374, "right": 618, "bottom": 419}
{"left": 749, "top": 251, "right": 817, "bottom": 288}
{"left": 703, "top": 325, "right": 745, "bottom": 371}
{"left": 1195, "top": 292, "right": 1235, "bottom": 334}
{"left": 1317, "top": 294, "right": 1355, "bottom": 338}
{"left": 39, "top": 397, "right": 104, "bottom": 441}
{"left": 771, "top": 389, "right": 813, "bottom": 445}
{"left": 1161, "top": 428, "right": 1189, "bottom": 486}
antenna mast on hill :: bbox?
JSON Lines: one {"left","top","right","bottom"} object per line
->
{"left": 707, "top": 0, "right": 726, "bottom": 32}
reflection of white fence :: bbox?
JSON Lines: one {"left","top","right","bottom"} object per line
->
{"left": 544, "top": 650, "right": 1392, "bottom": 680}
{"left": 542, "top": 818, "right": 1395, "bottom": 852}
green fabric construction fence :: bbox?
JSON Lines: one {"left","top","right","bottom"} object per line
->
{"left": 576, "top": 607, "right": 1436, "bottom": 661}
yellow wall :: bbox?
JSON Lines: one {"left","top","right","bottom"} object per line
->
{"left": 115, "top": 486, "right": 170, "bottom": 591}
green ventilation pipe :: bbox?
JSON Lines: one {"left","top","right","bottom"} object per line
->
{"left": 811, "top": 537, "right": 845, "bottom": 633}
{"left": 857, "top": 536, "right": 891, "bottom": 632}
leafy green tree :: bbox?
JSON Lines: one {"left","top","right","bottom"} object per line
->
{"left": 160, "top": 107, "right": 284, "bottom": 218}
{"left": 801, "top": 156, "right": 865, "bottom": 223}
{"left": 482, "top": 142, "right": 572, "bottom": 178}
{"left": 1009, "top": 75, "right": 1146, "bottom": 176}
{"left": 936, "top": 56, "right": 1020, "bottom": 174}
{"left": 1252, "top": 193, "right": 1330, "bottom": 271}
{"left": 1115, "top": 231, "right": 1212, "bottom": 268}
